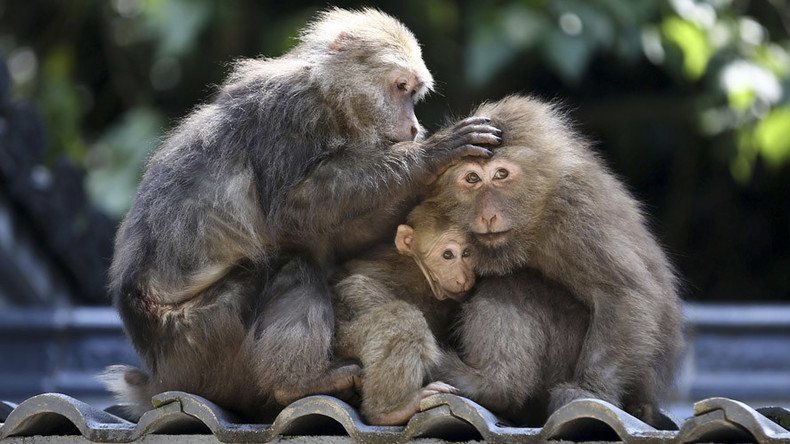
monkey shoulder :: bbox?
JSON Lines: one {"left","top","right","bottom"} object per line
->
{"left": 335, "top": 246, "right": 430, "bottom": 310}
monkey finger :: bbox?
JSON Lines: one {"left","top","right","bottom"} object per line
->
{"left": 457, "top": 124, "right": 502, "bottom": 137}
{"left": 455, "top": 116, "right": 492, "bottom": 128}
{"left": 452, "top": 145, "right": 494, "bottom": 159}
{"left": 464, "top": 132, "right": 502, "bottom": 147}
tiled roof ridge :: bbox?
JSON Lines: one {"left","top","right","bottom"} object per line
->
{"left": 0, "top": 392, "right": 788, "bottom": 443}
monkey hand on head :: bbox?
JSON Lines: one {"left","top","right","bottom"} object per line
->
{"left": 425, "top": 95, "right": 683, "bottom": 427}
{"left": 331, "top": 203, "right": 475, "bottom": 425}
{"left": 102, "top": 7, "right": 500, "bottom": 420}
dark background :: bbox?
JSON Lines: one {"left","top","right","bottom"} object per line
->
{"left": 1, "top": 0, "right": 789, "bottom": 305}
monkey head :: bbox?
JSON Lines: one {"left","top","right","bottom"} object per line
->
{"left": 299, "top": 8, "right": 434, "bottom": 143}
{"left": 394, "top": 205, "right": 475, "bottom": 301}
{"left": 427, "top": 96, "right": 581, "bottom": 276}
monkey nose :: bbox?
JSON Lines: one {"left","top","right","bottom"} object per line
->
{"left": 410, "top": 125, "right": 418, "bottom": 140}
{"left": 483, "top": 214, "right": 497, "bottom": 230}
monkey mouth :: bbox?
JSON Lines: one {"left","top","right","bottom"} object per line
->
{"left": 473, "top": 230, "right": 511, "bottom": 244}
{"left": 444, "top": 290, "right": 468, "bottom": 301}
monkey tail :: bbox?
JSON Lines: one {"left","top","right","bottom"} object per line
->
{"left": 99, "top": 365, "right": 158, "bottom": 420}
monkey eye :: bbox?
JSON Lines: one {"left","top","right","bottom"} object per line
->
{"left": 396, "top": 81, "right": 408, "bottom": 92}
{"left": 442, "top": 250, "right": 455, "bottom": 260}
{"left": 462, "top": 248, "right": 471, "bottom": 258}
{"left": 465, "top": 172, "right": 481, "bottom": 184}
{"left": 494, "top": 168, "right": 509, "bottom": 180}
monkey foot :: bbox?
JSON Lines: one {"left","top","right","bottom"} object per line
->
{"left": 548, "top": 384, "right": 601, "bottom": 413}
{"left": 273, "top": 364, "right": 362, "bottom": 406}
{"left": 368, "top": 381, "right": 459, "bottom": 426}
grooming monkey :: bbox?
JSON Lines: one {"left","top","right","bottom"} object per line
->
{"left": 102, "top": 8, "right": 501, "bottom": 419}
{"left": 428, "top": 95, "right": 683, "bottom": 427}
{"left": 332, "top": 202, "right": 474, "bottom": 425}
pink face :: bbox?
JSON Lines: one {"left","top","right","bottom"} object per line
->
{"left": 418, "top": 228, "right": 476, "bottom": 301}
{"left": 387, "top": 71, "right": 428, "bottom": 142}
{"left": 450, "top": 158, "right": 523, "bottom": 249}
{"left": 396, "top": 224, "right": 476, "bottom": 301}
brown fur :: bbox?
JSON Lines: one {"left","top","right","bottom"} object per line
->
{"left": 103, "top": 8, "right": 500, "bottom": 420}
{"left": 332, "top": 205, "right": 473, "bottom": 425}
{"left": 427, "top": 95, "right": 684, "bottom": 427}
{"left": 440, "top": 270, "right": 589, "bottom": 426}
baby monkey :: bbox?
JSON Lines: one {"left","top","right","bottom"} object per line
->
{"left": 332, "top": 202, "right": 474, "bottom": 425}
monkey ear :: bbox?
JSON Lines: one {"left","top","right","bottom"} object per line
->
{"left": 395, "top": 224, "right": 416, "bottom": 256}
{"left": 328, "top": 31, "right": 356, "bottom": 54}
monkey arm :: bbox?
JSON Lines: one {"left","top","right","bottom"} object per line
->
{"left": 549, "top": 286, "right": 675, "bottom": 413}
{"left": 280, "top": 142, "right": 428, "bottom": 235}
{"left": 279, "top": 117, "right": 501, "bottom": 239}
{"left": 537, "top": 208, "right": 683, "bottom": 413}
{"left": 336, "top": 297, "right": 445, "bottom": 425}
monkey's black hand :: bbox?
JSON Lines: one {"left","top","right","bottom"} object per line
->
{"left": 422, "top": 116, "right": 502, "bottom": 180}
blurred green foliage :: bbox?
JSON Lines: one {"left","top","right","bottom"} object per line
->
{"left": 1, "top": 0, "right": 789, "bottom": 300}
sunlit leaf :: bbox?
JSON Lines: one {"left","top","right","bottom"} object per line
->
{"left": 661, "top": 16, "right": 713, "bottom": 79}
{"left": 727, "top": 88, "right": 755, "bottom": 111}
{"left": 755, "top": 106, "right": 790, "bottom": 167}
{"left": 754, "top": 43, "right": 790, "bottom": 77}
{"left": 720, "top": 59, "right": 782, "bottom": 106}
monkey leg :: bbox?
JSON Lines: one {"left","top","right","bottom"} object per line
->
{"left": 373, "top": 382, "right": 458, "bottom": 426}
{"left": 560, "top": 290, "right": 668, "bottom": 414}
{"left": 105, "top": 267, "right": 273, "bottom": 419}
{"left": 621, "top": 305, "right": 684, "bottom": 429}
{"left": 439, "top": 280, "right": 546, "bottom": 415}
{"left": 354, "top": 301, "right": 447, "bottom": 425}
{"left": 250, "top": 256, "right": 337, "bottom": 402}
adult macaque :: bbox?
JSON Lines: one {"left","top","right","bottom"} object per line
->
{"left": 102, "top": 8, "right": 500, "bottom": 419}
{"left": 428, "top": 95, "right": 683, "bottom": 427}
{"left": 332, "top": 203, "right": 474, "bottom": 425}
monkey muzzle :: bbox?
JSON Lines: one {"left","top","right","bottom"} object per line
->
{"left": 443, "top": 290, "right": 469, "bottom": 302}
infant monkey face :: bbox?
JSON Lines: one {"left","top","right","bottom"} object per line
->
{"left": 423, "top": 229, "right": 476, "bottom": 301}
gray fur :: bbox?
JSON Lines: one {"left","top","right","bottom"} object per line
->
{"left": 333, "top": 243, "right": 457, "bottom": 425}
{"left": 330, "top": 204, "right": 472, "bottom": 425}
{"left": 428, "top": 95, "right": 684, "bottom": 427}
{"left": 104, "top": 8, "right": 499, "bottom": 419}
{"left": 440, "top": 270, "right": 588, "bottom": 426}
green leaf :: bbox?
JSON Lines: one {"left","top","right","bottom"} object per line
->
{"left": 542, "top": 29, "right": 592, "bottom": 85}
{"left": 37, "top": 46, "right": 85, "bottom": 164}
{"left": 661, "top": 16, "right": 713, "bottom": 80}
{"left": 465, "top": 5, "right": 549, "bottom": 86}
{"left": 727, "top": 88, "right": 756, "bottom": 111}
{"left": 141, "top": 0, "right": 210, "bottom": 57}
{"left": 755, "top": 106, "right": 790, "bottom": 167}
{"left": 86, "top": 108, "right": 165, "bottom": 217}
